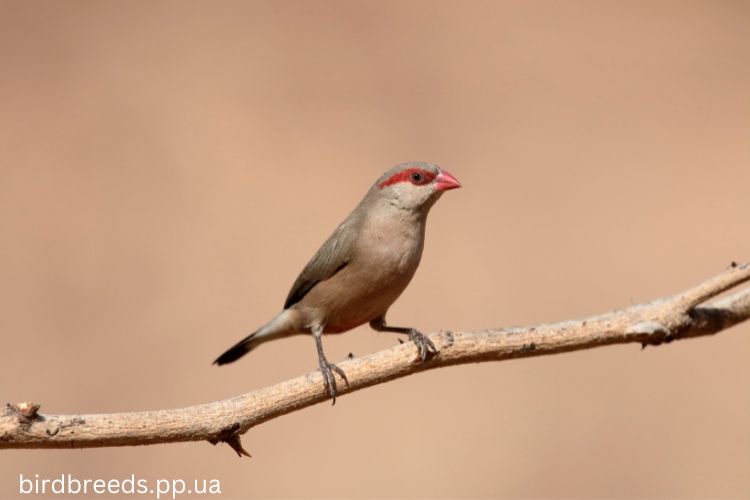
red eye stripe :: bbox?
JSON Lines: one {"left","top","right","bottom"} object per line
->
{"left": 378, "top": 169, "right": 436, "bottom": 189}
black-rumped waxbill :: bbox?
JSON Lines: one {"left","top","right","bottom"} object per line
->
{"left": 214, "top": 162, "right": 461, "bottom": 403}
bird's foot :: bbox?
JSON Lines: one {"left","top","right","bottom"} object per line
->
{"left": 318, "top": 356, "right": 348, "bottom": 405}
{"left": 408, "top": 329, "right": 438, "bottom": 362}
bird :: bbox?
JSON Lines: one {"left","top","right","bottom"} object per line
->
{"left": 214, "top": 162, "right": 461, "bottom": 403}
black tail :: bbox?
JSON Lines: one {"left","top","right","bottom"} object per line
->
{"left": 213, "top": 333, "right": 256, "bottom": 365}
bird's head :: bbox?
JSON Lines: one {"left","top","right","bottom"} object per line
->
{"left": 371, "top": 162, "right": 461, "bottom": 212}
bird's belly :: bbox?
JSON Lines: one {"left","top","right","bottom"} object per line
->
{"left": 324, "top": 274, "right": 412, "bottom": 333}
{"left": 300, "top": 256, "right": 418, "bottom": 334}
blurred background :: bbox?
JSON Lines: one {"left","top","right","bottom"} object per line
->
{"left": 1, "top": 1, "right": 748, "bottom": 498}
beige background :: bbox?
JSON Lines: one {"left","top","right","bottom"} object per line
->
{"left": 1, "top": 1, "right": 748, "bottom": 498}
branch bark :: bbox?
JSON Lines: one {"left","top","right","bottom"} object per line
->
{"left": 3, "top": 263, "right": 750, "bottom": 455}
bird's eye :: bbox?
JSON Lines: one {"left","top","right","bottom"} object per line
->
{"left": 410, "top": 171, "right": 424, "bottom": 184}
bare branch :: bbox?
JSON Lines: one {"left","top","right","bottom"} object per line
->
{"left": 2, "top": 263, "right": 749, "bottom": 454}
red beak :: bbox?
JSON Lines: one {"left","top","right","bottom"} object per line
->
{"left": 433, "top": 169, "right": 462, "bottom": 191}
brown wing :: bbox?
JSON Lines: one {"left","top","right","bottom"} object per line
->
{"left": 283, "top": 217, "right": 359, "bottom": 309}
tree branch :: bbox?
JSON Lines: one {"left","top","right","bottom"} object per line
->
{"left": 2, "top": 263, "right": 749, "bottom": 456}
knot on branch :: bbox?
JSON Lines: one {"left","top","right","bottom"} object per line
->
{"left": 208, "top": 423, "right": 251, "bottom": 458}
{"left": 626, "top": 321, "right": 674, "bottom": 349}
{"left": 4, "top": 402, "right": 42, "bottom": 431}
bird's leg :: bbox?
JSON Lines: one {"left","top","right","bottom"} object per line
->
{"left": 369, "top": 317, "right": 437, "bottom": 362}
{"left": 313, "top": 327, "right": 347, "bottom": 405}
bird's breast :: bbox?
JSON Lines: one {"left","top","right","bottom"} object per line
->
{"left": 359, "top": 211, "right": 425, "bottom": 277}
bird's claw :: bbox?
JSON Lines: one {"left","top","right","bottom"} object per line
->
{"left": 318, "top": 358, "right": 348, "bottom": 405}
{"left": 408, "top": 329, "right": 437, "bottom": 362}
